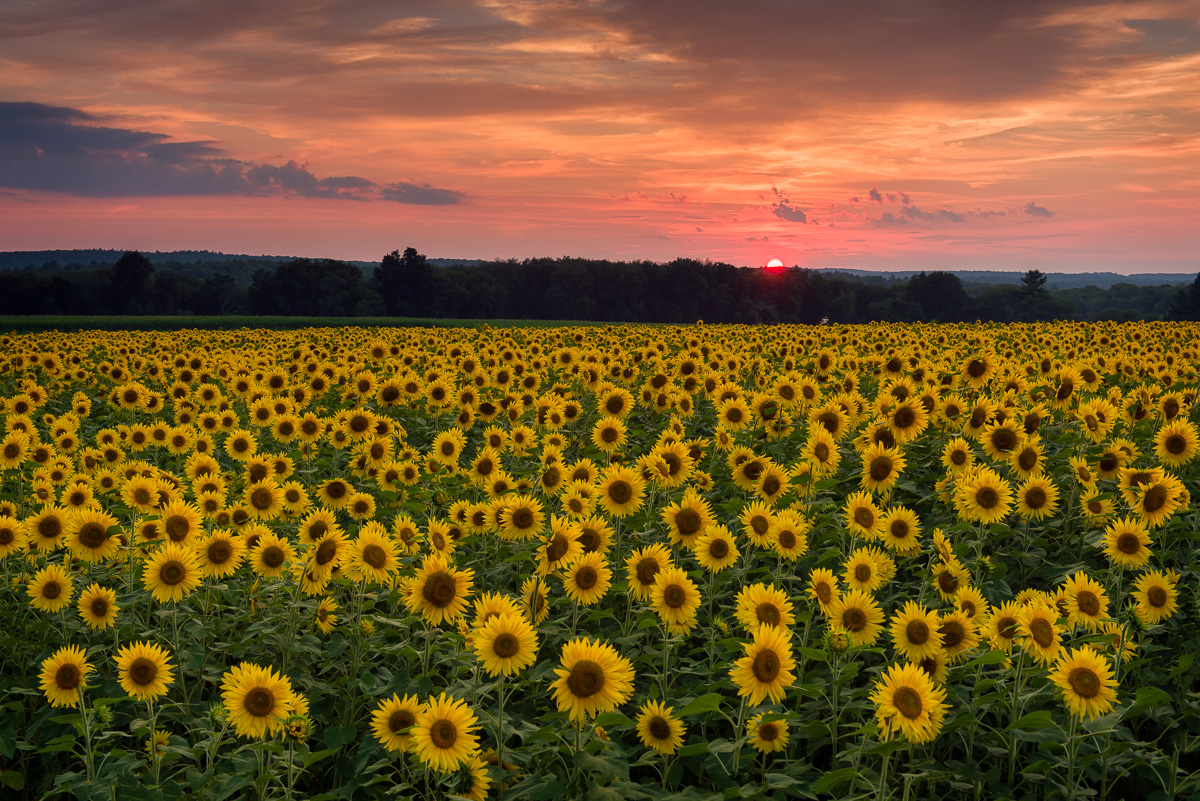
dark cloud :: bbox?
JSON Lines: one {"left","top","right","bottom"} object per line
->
{"left": 868, "top": 186, "right": 883, "bottom": 204}
{"left": 1024, "top": 201, "right": 1055, "bottom": 218}
{"left": 772, "top": 202, "right": 807, "bottom": 223}
{"left": 0, "top": 100, "right": 461, "bottom": 203}
{"left": 380, "top": 181, "right": 466, "bottom": 205}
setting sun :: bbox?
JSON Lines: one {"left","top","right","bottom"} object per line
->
{"left": 766, "top": 259, "right": 785, "bottom": 269}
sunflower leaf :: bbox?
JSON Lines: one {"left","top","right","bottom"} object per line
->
{"left": 677, "top": 693, "right": 723, "bottom": 716}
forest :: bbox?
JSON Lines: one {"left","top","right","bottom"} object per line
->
{"left": 0, "top": 249, "right": 1196, "bottom": 323}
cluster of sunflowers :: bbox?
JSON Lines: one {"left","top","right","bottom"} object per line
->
{"left": 0, "top": 321, "right": 1196, "bottom": 798}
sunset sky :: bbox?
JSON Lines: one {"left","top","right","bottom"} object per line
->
{"left": 2, "top": 0, "right": 1199, "bottom": 272}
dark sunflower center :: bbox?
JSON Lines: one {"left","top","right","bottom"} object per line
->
{"left": 251, "top": 488, "right": 275, "bottom": 510}
{"left": 1147, "top": 586, "right": 1168, "bottom": 607}
{"left": 951, "top": 449, "right": 967, "bottom": 465}
{"left": 315, "top": 539, "right": 337, "bottom": 565}
{"left": 160, "top": 562, "right": 185, "bottom": 586}
{"left": 813, "top": 442, "right": 830, "bottom": 462}
{"left": 676, "top": 508, "right": 702, "bottom": 536}
{"left": 854, "top": 564, "right": 873, "bottom": 583}
{"left": 752, "top": 648, "right": 781, "bottom": 682}
{"left": 566, "top": 659, "right": 606, "bottom": 698}
{"left": 245, "top": 687, "right": 275, "bottom": 717}
{"left": 742, "top": 461, "right": 763, "bottom": 482}
{"left": 889, "top": 520, "right": 910, "bottom": 541}
{"left": 1025, "top": 488, "right": 1047, "bottom": 509}
{"left": 608, "top": 481, "right": 632, "bottom": 504}
{"left": 261, "top": 546, "right": 285, "bottom": 568}
{"left": 606, "top": 396, "right": 625, "bottom": 414}
{"left": 42, "top": 580, "right": 62, "bottom": 600}
{"left": 1116, "top": 533, "right": 1141, "bottom": 554}
{"left": 777, "top": 529, "right": 796, "bottom": 550}
{"left": 663, "top": 584, "right": 686, "bottom": 609}
{"left": 815, "top": 582, "right": 832, "bottom": 604}
{"left": 1142, "top": 485, "right": 1167, "bottom": 513}
{"left": 996, "top": 616, "right": 1018, "bottom": 640}
{"left": 906, "top": 620, "right": 929, "bottom": 645}
{"left": 350, "top": 416, "right": 371, "bottom": 433}
{"left": 1067, "top": 667, "right": 1100, "bottom": 699}
{"left": 423, "top": 572, "right": 456, "bottom": 607}
{"left": 492, "top": 633, "right": 519, "bottom": 659}
{"left": 939, "top": 620, "right": 964, "bottom": 649}
{"left": 1018, "top": 449, "right": 1037, "bottom": 470}
{"left": 600, "top": 426, "right": 619, "bottom": 443}
{"left": 1076, "top": 590, "right": 1100, "bottom": 616}
{"left": 649, "top": 716, "right": 671, "bottom": 740}
{"left": 991, "top": 429, "right": 1016, "bottom": 451}
{"left": 325, "top": 483, "right": 347, "bottom": 499}
{"left": 967, "top": 359, "right": 986, "bottom": 378}
{"left": 39, "top": 517, "right": 62, "bottom": 537}
{"left": 756, "top": 603, "right": 781, "bottom": 626}
{"left": 388, "top": 709, "right": 415, "bottom": 734}
{"left": 208, "top": 541, "right": 232, "bottom": 564}
{"left": 56, "top": 663, "right": 80, "bottom": 690}
{"left": 546, "top": 534, "right": 569, "bottom": 563}
{"left": 894, "top": 407, "right": 915, "bottom": 428}
{"left": 854, "top": 508, "right": 875, "bottom": 529}
{"left": 79, "top": 523, "right": 107, "bottom": 549}
{"left": 761, "top": 475, "right": 781, "bottom": 495}
{"left": 512, "top": 508, "right": 534, "bottom": 529}
{"left": 869, "top": 456, "right": 893, "bottom": 482}
{"left": 893, "top": 686, "right": 924, "bottom": 719}
{"left": 725, "top": 407, "right": 744, "bottom": 424}
{"left": 129, "top": 657, "right": 157, "bottom": 686}
{"left": 579, "top": 529, "right": 599, "bottom": 552}
{"left": 759, "top": 721, "right": 779, "bottom": 741}
{"left": 843, "top": 608, "right": 866, "bottom": 631}
{"left": 976, "top": 488, "right": 999, "bottom": 509}
{"left": 636, "top": 558, "right": 660, "bottom": 586}
{"left": 1030, "top": 618, "right": 1054, "bottom": 647}
{"left": 1165, "top": 435, "right": 1186, "bottom": 454}
{"left": 750, "top": 515, "right": 769, "bottom": 535}
{"left": 362, "top": 544, "right": 387, "bottom": 570}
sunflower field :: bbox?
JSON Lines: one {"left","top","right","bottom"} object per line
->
{"left": 0, "top": 322, "right": 1197, "bottom": 801}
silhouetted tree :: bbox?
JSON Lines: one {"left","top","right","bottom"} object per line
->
{"left": 905, "top": 271, "right": 974, "bottom": 321}
{"left": 1021, "top": 269, "right": 1048, "bottom": 295}
{"left": 111, "top": 251, "right": 155, "bottom": 314}
{"left": 1167, "top": 272, "right": 1200, "bottom": 321}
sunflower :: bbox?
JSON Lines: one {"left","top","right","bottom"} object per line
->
{"left": 829, "top": 589, "right": 884, "bottom": 646}
{"left": 651, "top": 566, "right": 701, "bottom": 628}
{"left": 843, "top": 547, "right": 886, "bottom": 593}
{"left": 937, "top": 610, "right": 980, "bottom": 663}
{"left": 114, "top": 641, "right": 175, "bottom": 700}
{"left": 625, "top": 544, "right": 673, "bottom": 602}
{"left": 738, "top": 500, "right": 776, "bottom": 549}
{"left": 596, "top": 466, "right": 645, "bottom": 518}
{"left": 405, "top": 553, "right": 474, "bottom": 626}
{"left": 39, "top": 645, "right": 92, "bottom": 708}
{"left": 806, "top": 567, "right": 841, "bottom": 615}
{"left": 246, "top": 531, "right": 294, "bottom": 579}
{"left": 1017, "top": 602, "right": 1062, "bottom": 665}
{"left": 370, "top": 693, "right": 423, "bottom": 754}
{"left": 843, "top": 491, "right": 882, "bottom": 538}
{"left": 536, "top": 516, "right": 582, "bottom": 577}
{"left": 730, "top": 624, "right": 796, "bottom": 706}
{"left": 984, "top": 600, "right": 1023, "bottom": 653}
{"left": 520, "top": 576, "right": 550, "bottom": 624}
{"left": 1101, "top": 516, "right": 1153, "bottom": 569}
{"left": 954, "top": 467, "right": 1012, "bottom": 525}
{"left": 142, "top": 542, "right": 202, "bottom": 603}
{"left": 77, "top": 583, "right": 119, "bottom": 630}
{"left": 660, "top": 489, "right": 711, "bottom": 549}
{"left": 193, "top": 530, "right": 244, "bottom": 578}
{"left": 1131, "top": 569, "right": 1178, "bottom": 625}
{"left": 735, "top": 583, "right": 795, "bottom": 631}
{"left": 474, "top": 611, "right": 539, "bottom": 677}
{"left": 878, "top": 506, "right": 921, "bottom": 555}
{"left": 636, "top": 700, "right": 685, "bottom": 755}
{"left": 315, "top": 596, "right": 338, "bottom": 634}
{"left": 803, "top": 426, "right": 842, "bottom": 475}
{"left": 348, "top": 525, "right": 400, "bottom": 584}
{"left": 1132, "top": 474, "right": 1185, "bottom": 529}
{"left": 1049, "top": 647, "right": 1119, "bottom": 720}
{"left": 244, "top": 479, "right": 286, "bottom": 520}
{"left": 0, "top": 514, "right": 27, "bottom": 558}
{"left": 550, "top": 637, "right": 636, "bottom": 722}
{"left": 890, "top": 601, "right": 943, "bottom": 663}
{"left": 563, "top": 552, "right": 612, "bottom": 605}
{"left": 859, "top": 442, "right": 906, "bottom": 494}
{"left": 494, "top": 495, "right": 541, "bottom": 542}
{"left": 1153, "top": 419, "right": 1199, "bottom": 467}
{"left": 315, "top": 478, "right": 353, "bottom": 510}
{"left": 695, "top": 525, "right": 740, "bottom": 572}
{"left": 220, "top": 662, "right": 296, "bottom": 739}
{"left": 769, "top": 511, "right": 809, "bottom": 561}
{"left": 930, "top": 557, "right": 969, "bottom": 602}
{"left": 1008, "top": 436, "right": 1046, "bottom": 480}
{"left": 61, "top": 508, "right": 119, "bottom": 564}
{"left": 980, "top": 420, "right": 1022, "bottom": 462}
{"left": 591, "top": 416, "right": 627, "bottom": 453}
{"left": 1062, "top": 571, "right": 1110, "bottom": 632}
{"left": 740, "top": 712, "right": 790, "bottom": 756}
{"left": 871, "top": 662, "right": 950, "bottom": 744}
{"left": 23, "top": 506, "right": 70, "bottom": 551}
{"left": 28, "top": 563, "right": 75, "bottom": 612}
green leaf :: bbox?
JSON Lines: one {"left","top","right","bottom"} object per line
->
{"left": 797, "top": 646, "right": 828, "bottom": 662}
{"left": 1007, "top": 711, "right": 1055, "bottom": 731}
{"left": 675, "top": 742, "right": 710, "bottom": 757}
{"left": 677, "top": 693, "right": 723, "bottom": 716}
{"left": 0, "top": 770, "right": 24, "bottom": 791}
{"left": 1122, "top": 687, "right": 1171, "bottom": 720}
{"left": 965, "top": 649, "right": 1008, "bottom": 668}
{"left": 814, "top": 767, "right": 859, "bottom": 794}
{"left": 594, "top": 711, "right": 634, "bottom": 728}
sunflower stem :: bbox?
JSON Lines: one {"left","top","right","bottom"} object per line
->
{"left": 731, "top": 696, "right": 748, "bottom": 776}
{"left": 148, "top": 699, "right": 161, "bottom": 786}
{"left": 495, "top": 675, "right": 508, "bottom": 801}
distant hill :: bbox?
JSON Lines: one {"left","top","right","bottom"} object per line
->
{"left": 0, "top": 250, "right": 482, "bottom": 273}
{"left": 815, "top": 268, "right": 1192, "bottom": 290}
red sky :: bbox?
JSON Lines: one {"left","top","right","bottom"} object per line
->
{"left": 2, "top": 0, "right": 1199, "bottom": 272}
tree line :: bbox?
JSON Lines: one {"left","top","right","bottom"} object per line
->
{"left": 2, "top": 249, "right": 1197, "bottom": 323}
